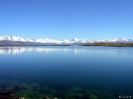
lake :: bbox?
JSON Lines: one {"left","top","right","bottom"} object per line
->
{"left": 0, "top": 46, "right": 133, "bottom": 99}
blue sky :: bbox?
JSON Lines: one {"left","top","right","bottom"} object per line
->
{"left": 0, "top": 0, "right": 133, "bottom": 40}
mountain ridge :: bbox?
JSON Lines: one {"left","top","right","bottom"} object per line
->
{"left": 0, "top": 36, "right": 133, "bottom": 46}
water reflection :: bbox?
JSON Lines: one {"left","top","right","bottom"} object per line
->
{"left": 73, "top": 47, "right": 133, "bottom": 56}
{"left": 0, "top": 47, "right": 67, "bottom": 55}
{"left": 0, "top": 46, "right": 132, "bottom": 56}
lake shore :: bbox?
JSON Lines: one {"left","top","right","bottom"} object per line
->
{"left": 81, "top": 43, "right": 133, "bottom": 47}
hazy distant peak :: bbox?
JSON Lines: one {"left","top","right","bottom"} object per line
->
{"left": 71, "top": 38, "right": 79, "bottom": 41}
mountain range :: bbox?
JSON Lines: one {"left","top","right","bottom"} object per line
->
{"left": 0, "top": 36, "right": 133, "bottom": 46}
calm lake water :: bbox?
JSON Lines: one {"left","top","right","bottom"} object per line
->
{"left": 0, "top": 46, "right": 133, "bottom": 99}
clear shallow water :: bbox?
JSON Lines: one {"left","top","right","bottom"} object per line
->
{"left": 0, "top": 46, "right": 133, "bottom": 99}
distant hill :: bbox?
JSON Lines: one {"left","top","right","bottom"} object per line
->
{"left": 0, "top": 40, "right": 55, "bottom": 46}
{"left": 82, "top": 43, "right": 133, "bottom": 47}
{"left": 0, "top": 40, "right": 39, "bottom": 46}
{"left": 0, "top": 40, "right": 21, "bottom": 45}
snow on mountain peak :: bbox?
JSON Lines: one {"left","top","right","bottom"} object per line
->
{"left": 71, "top": 38, "right": 80, "bottom": 41}
{"left": 0, "top": 36, "right": 133, "bottom": 44}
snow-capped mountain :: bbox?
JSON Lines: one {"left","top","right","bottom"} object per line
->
{"left": 0, "top": 36, "right": 133, "bottom": 44}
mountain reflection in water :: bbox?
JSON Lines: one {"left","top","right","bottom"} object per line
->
{"left": 0, "top": 46, "right": 132, "bottom": 56}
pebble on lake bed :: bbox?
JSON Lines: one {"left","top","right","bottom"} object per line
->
{"left": 43, "top": 97, "right": 50, "bottom": 99}
{"left": 19, "top": 97, "right": 24, "bottom": 99}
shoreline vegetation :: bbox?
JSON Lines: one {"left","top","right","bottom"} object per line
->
{"left": 0, "top": 43, "right": 133, "bottom": 47}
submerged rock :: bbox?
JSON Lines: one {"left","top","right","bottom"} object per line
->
{"left": 53, "top": 98, "right": 57, "bottom": 99}
{"left": 89, "top": 93, "right": 98, "bottom": 99}
{"left": 0, "top": 90, "right": 16, "bottom": 96}
{"left": 31, "top": 83, "right": 39, "bottom": 86}
{"left": 43, "top": 97, "right": 50, "bottom": 99}
{"left": 14, "top": 85, "right": 27, "bottom": 91}
{"left": 68, "top": 87, "right": 82, "bottom": 93}
{"left": 19, "top": 97, "right": 24, "bottom": 99}
{"left": 68, "top": 93, "right": 83, "bottom": 98}
{"left": 43, "top": 86, "right": 50, "bottom": 91}
{"left": 0, "top": 90, "right": 25, "bottom": 99}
